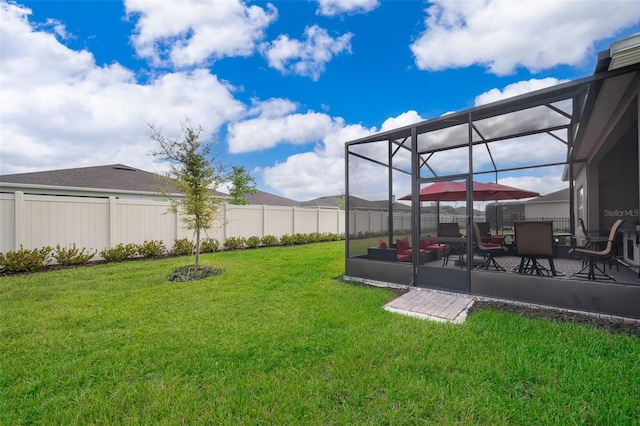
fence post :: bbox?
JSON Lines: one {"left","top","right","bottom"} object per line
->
{"left": 222, "top": 203, "right": 227, "bottom": 242}
{"left": 293, "top": 207, "right": 297, "bottom": 234}
{"left": 14, "top": 191, "right": 23, "bottom": 250}
{"left": 263, "top": 205, "right": 266, "bottom": 238}
{"left": 109, "top": 196, "right": 117, "bottom": 248}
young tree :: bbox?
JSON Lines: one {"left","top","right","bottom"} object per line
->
{"left": 228, "top": 165, "right": 257, "bottom": 205}
{"left": 148, "top": 120, "right": 225, "bottom": 267}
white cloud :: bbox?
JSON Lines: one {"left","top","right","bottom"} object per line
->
{"left": 411, "top": 0, "right": 640, "bottom": 75}
{"left": 262, "top": 24, "right": 352, "bottom": 81}
{"left": 380, "top": 110, "right": 423, "bottom": 131}
{"left": 0, "top": 3, "right": 245, "bottom": 175}
{"left": 227, "top": 111, "right": 336, "bottom": 153}
{"left": 125, "top": 0, "right": 277, "bottom": 68}
{"left": 261, "top": 119, "right": 375, "bottom": 200}
{"left": 256, "top": 109, "right": 425, "bottom": 200}
{"left": 474, "top": 78, "right": 566, "bottom": 105}
{"left": 316, "top": 0, "right": 379, "bottom": 16}
{"left": 246, "top": 98, "right": 298, "bottom": 119}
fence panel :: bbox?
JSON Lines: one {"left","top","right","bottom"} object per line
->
{"left": 115, "top": 199, "right": 177, "bottom": 246}
{"left": 225, "top": 205, "right": 265, "bottom": 239}
{"left": 1, "top": 192, "right": 349, "bottom": 255}
{"left": 0, "top": 194, "right": 16, "bottom": 253}
{"left": 264, "top": 206, "right": 294, "bottom": 236}
{"left": 317, "top": 208, "right": 345, "bottom": 234}
{"left": 293, "top": 208, "right": 318, "bottom": 234}
{"left": 23, "top": 195, "right": 109, "bottom": 251}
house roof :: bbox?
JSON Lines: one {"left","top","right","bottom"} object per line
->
{"left": 527, "top": 188, "right": 570, "bottom": 204}
{"left": 1, "top": 164, "right": 167, "bottom": 192}
{"left": 244, "top": 190, "right": 299, "bottom": 206}
{"left": 297, "top": 195, "right": 412, "bottom": 211}
{"left": 298, "top": 195, "right": 344, "bottom": 208}
{"left": 0, "top": 164, "right": 225, "bottom": 197}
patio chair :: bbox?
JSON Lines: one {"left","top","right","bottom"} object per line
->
{"left": 475, "top": 222, "right": 491, "bottom": 243}
{"left": 438, "top": 222, "right": 464, "bottom": 268}
{"left": 578, "top": 218, "right": 609, "bottom": 249}
{"left": 569, "top": 219, "right": 625, "bottom": 281}
{"left": 514, "top": 221, "right": 558, "bottom": 276}
{"left": 473, "top": 222, "right": 507, "bottom": 271}
{"left": 578, "top": 218, "right": 622, "bottom": 272}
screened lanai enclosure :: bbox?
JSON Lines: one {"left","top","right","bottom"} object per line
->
{"left": 345, "top": 35, "right": 640, "bottom": 319}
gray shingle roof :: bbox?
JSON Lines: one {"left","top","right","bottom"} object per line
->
{"left": 0, "top": 164, "right": 176, "bottom": 193}
{"left": 528, "top": 188, "right": 570, "bottom": 204}
{"left": 244, "top": 190, "right": 299, "bottom": 206}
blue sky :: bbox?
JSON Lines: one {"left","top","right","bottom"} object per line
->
{"left": 1, "top": 0, "right": 640, "bottom": 201}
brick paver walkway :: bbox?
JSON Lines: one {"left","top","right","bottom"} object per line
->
{"left": 384, "top": 289, "right": 474, "bottom": 323}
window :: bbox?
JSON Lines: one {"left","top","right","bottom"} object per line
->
{"left": 577, "top": 186, "right": 584, "bottom": 223}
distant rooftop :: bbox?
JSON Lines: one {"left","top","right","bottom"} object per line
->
{"left": 244, "top": 190, "right": 299, "bottom": 207}
{"left": 0, "top": 164, "right": 225, "bottom": 196}
{"left": 527, "top": 188, "right": 570, "bottom": 204}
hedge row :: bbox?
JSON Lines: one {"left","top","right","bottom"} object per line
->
{"left": 0, "top": 233, "right": 345, "bottom": 274}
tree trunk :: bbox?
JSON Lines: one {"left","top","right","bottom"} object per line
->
{"left": 195, "top": 227, "right": 200, "bottom": 267}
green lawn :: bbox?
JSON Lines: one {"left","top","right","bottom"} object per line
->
{"left": 1, "top": 242, "right": 639, "bottom": 424}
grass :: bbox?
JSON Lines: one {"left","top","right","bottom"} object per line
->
{"left": 1, "top": 241, "right": 639, "bottom": 424}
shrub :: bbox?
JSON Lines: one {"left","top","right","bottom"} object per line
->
{"left": 279, "top": 234, "right": 295, "bottom": 246}
{"left": 172, "top": 238, "right": 195, "bottom": 256}
{"left": 293, "top": 233, "right": 309, "bottom": 244}
{"left": 322, "top": 233, "right": 342, "bottom": 242}
{"left": 245, "top": 236, "right": 261, "bottom": 249}
{"left": 223, "top": 236, "right": 245, "bottom": 251}
{"left": 307, "top": 232, "right": 322, "bottom": 243}
{"left": 200, "top": 237, "right": 219, "bottom": 253}
{"left": 137, "top": 240, "right": 166, "bottom": 258}
{"left": 52, "top": 244, "right": 97, "bottom": 266}
{"left": 0, "top": 246, "right": 52, "bottom": 273}
{"left": 261, "top": 235, "right": 279, "bottom": 247}
{"left": 100, "top": 243, "right": 137, "bottom": 263}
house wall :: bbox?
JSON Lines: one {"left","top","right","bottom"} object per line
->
{"left": 597, "top": 124, "right": 639, "bottom": 232}
{"left": 524, "top": 202, "right": 569, "bottom": 220}
{"left": 0, "top": 192, "right": 346, "bottom": 256}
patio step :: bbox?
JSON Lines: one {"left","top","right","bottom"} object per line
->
{"left": 384, "top": 289, "right": 474, "bottom": 324}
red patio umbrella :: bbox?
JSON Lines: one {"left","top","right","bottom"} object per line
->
{"left": 399, "top": 180, "right": 540, "bottom": 202}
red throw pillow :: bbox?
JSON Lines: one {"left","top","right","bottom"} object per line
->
{"left": 378, "top": 240, "right": 388, "bottom": 249}
{"left": 396, "top": 237, "right": 411, "bottom": 253}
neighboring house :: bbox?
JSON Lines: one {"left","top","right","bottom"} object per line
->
{"left": 525, "top": 188, "right": 570, "bottom": 219}
{"left": 0, "top": 164, "right": 221, "bottom": 200}
{"left": 299, "top": 195, "right": 413, "bottom": 211}
{"left": 0, "top": 164, "right": 346, "bottom": 253}
{"left": 244, "top": 190, "right": 299, "bottom": 207}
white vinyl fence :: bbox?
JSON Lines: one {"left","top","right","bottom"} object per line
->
{"left": 0, "top": 192, "right": 345, "bottom": 255}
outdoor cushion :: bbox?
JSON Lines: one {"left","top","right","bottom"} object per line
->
{"left": 396, "top": 237, "right": 411, "bottom": 254}
{"left": 419, "top": 235, "right": 438, "bottom": 250}
{"left": 396, "top": 253, "right": 411, "bottom": 262}
{"left": 378, "top": 240, "right": 388, "bottom": 249}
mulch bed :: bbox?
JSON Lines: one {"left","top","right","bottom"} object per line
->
{"left": 168, "top": 265, "right": 224, "bottom": 282}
